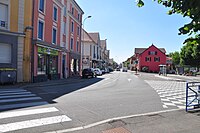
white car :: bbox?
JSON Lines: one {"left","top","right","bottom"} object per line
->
{"left": 94, "top": 68, "right": 102, "bottom": 76}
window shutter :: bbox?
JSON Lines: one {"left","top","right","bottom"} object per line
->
{"left": 148, "top": 51, "right": 150, "bottom": 55}
{"left": 155, "top": 51, "right": 157, "bottom": 55}
{"left": 0, "top": 43, "right": 11, "bottom": 63}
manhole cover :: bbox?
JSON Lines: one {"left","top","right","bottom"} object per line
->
{"left": 102, "top": 127, "right": 131, "bottom": 133}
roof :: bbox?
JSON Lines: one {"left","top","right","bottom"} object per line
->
{"left": 81, "top": 29, "right": 96, "bottom": 44}
{"left": 100, "top": 40, "right": 107, "bottom": 50}
{"left": 135, "top": 46, "right": 166, "bottom": 54}
{"left": 88, "top": 32, "right": 100, "bottom": 44}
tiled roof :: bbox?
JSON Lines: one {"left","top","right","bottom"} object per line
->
{"left": 100, "top": 40, "right": 106, "bottom": 50}
{"left": 135, "top": 48, "right": 166, "bottom": 54}
{"left": 88, "top": 32, "right": 100, "bottom": 44}
{"left": 81, "top": 29, "right": 96, "bottom": 43}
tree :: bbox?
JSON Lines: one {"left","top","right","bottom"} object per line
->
{"left": 168, "top": 51, "right": 180, "bottom": 66}
{"left": 136, "top": 0, "right": 200, "bottom": 43}
{"left": 180, "top": 39, "right": 200, "bottom": 67}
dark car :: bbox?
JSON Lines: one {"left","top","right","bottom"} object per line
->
{"left": 82, "top": 68, "right": 96, "bottom": 78}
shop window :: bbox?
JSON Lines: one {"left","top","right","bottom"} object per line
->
{"left": 49, "top": 56, "right": 58, "bottom": 74}
{"left": 37, "top": 54, "right": 46, "bottom": 75}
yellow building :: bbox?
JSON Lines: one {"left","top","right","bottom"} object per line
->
{"left": 0, "top": 0, "right": 33, "bottom": 83}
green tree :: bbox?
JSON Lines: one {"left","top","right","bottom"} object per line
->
{"left": 137, "top": 0, "right": 200, "bottom": 43}
{"left": 180, "top": 39, "right": 200, "bottom": 67}
{"left": 168, "top": 51, "right": 180, "bottom": 66}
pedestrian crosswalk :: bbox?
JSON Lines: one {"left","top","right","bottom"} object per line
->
{"left": 0, "top": 88, "right": 48, "bottom": 111}
{"left": 0, "top": 107, "right": 72, "bottom": 132}
{"left": 0, "top": 88, "right": 72, "bottom": 132}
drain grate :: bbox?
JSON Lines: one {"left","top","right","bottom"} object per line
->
{"left": 102, "top": 127, "right": 131, "bottom": 133}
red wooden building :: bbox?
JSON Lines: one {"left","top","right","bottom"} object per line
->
{"left": 135, "top": 44, "right": 166, "bottom": 73}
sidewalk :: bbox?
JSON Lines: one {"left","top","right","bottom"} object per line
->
{"left": 0, "top": 76, "right": 85, "bottom": 89}
{"left": 55, "top": 109, "right": 200, "bottom": 133}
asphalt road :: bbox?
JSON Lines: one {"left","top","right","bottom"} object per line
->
{"left": 0, "top": 71, "right": 190, "bottom": 133}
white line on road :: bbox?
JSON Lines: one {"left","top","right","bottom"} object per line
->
{"left": 44, "top": 109, "right": 181, "bottom": 133}
{"left": 0, "top": 107, "right": 58, "bottom": 119}
{"left": 0, "top": 94, "right": 36, "bottom": 99}
{"left": 0, "top": 115, "right": 72, "bottom": 132}
{"left": 0, "top": 101, "right": 48, "bottom": 110}
{"left": 0, "top": 91, "right": 32, "bottom": 96}
{"left": 128, "top": 79, "right": 132, "bottom": 82}
{"left": 0, "top": 97, "right": 42, "bottom": 103}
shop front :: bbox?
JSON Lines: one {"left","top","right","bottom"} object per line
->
{"left": 69, "top": 52, "right": 80, "bottom": 77}
{"left": 34, "top": 46, "right": 61, "bottom": 82}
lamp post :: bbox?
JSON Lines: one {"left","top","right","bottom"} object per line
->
{"left": 81, "top": 15, "right": 92, "bottom": 70}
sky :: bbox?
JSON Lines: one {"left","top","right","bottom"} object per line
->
{"left": 76, "top": 0, "right": 190, "bottom": 63}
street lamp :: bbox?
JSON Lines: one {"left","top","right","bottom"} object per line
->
{"left": 81, "top": 15, "right": 92, "bottom": 70}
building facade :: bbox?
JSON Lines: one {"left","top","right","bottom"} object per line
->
{"left": 135, "top": 44, "right": 166, "bottom": 73}
{"left": 0, "top": 0, "right": 33, "bottom": 83}
{"left": 67, "top": 0, "right": 83, "bottom": 77}
{"left": 32, "top": 0, "right": 63, "bottom": 82}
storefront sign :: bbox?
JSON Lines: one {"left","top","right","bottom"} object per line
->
{"left": 38, "top": 47, "right": 58, "bottom": 56}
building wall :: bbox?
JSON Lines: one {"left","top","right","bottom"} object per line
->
{"left": 138, "top": 45, "right": 166, "bottom": 72}
{"left": 23, "top": 0, "right": 33, "bottom": 82}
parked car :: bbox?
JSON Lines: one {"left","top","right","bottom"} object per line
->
{"left": 122, "top": 67, "right": 128, "bottom": 72}
{"left": 94, "top": 68, "right": 102, "bottom": 76}
{"left": 82, "top": 68, "right": 96, "bottom": 78}
{"left": 116, "top": 67, "right": 120, "bottom": 71}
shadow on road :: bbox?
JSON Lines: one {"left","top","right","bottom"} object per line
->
{"left": 0, "top": 77, "right": 104, "bottom": 112}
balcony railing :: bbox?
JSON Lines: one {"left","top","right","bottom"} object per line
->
{"left": 0, "top": 20, "right": 8, "bottom": 29}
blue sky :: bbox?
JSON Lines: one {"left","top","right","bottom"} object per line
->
{"left": 76, "top": 0, "right": 190, "bottom": 63}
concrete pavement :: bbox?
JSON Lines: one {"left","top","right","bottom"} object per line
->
{"left": 45, "top": 109, "right": 200, "bottom": 133}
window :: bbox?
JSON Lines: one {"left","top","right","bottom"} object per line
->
{"left": 38, "top": 20, "right": 44, "bottom": 40}
{"left": 64, "top": 6, "right": 67, "bottom": 16}
{"left": 72, "top": 7, "right": 74, "bottom": 15}
{"left": 70, "top": 38, "right": 74, "bottom": 50}
{"left": 37, "top": 54, "right": 46, "bottom": 75}
{"left": 71, "top": 21, "right": 74, "bottom": 32}
{"left": 53, "top": 6, "right": 58, "bottom": 21}
{"left": 77, "top": 26, "right": 80, "bottom": 36}
{"left": 63, "top": 22, "right": 66, "bottom": 34}
{"left": 76, "top": 41, "right": 79, "bottom": 52}
{"left": 148, "top": 51, "right": 157, "bottom": 55}
{"left": 145, "top": 57, "right": 151, "bottom": 62}
{"left": 154, "top": 57, "right": 160, "bottom": 62}
{"left": 0, "top": 43, "right": 11, "bottom": 63}
{"left": 39, "top": 0, "right": 45, "bottom": 12}
{"left": 78, "top": 13, "right": 80, "bottom": 20}
{"left": 52, "top": 28, "right": 57, "bottom": 44}
{"left": 0, "top": 3, "right": 8, "bottom": 29}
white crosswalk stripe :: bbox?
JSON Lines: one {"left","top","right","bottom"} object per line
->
{"left": 0, "top": 107, "right": 72, "bottom": 132}
{"left": 0, "top": 88, "right": 48, "bottom": 111}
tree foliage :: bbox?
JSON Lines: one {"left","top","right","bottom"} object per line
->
{"left": 168, "top": 51, "right": 180, "bottom": 65}
{"left": 180, "top": 38, "right": 200, "bottom": 67}
{"left": 137, "top": 0, "right": 200, "bottom": 43}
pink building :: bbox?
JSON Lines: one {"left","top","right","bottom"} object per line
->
{"left": 32, "top": 0, "right": 63, "bottom": 82}
{"left": 67, "top": 0, "right": 83, "bottom": 77}
{"left": 135, "top": 44, "right": 166, "bottom": 73}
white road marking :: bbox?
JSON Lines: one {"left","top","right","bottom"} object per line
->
{"left": 0, "top": 94, "right": 36, "bottom": 99}
{"left": 0, "top": 115, "right": 71, "bottom": 132}
{"left": 0, "top": 89, "right": 27, "bottom": 93}
{"left": 0, "top": 107, "right": 58, "bottom": 119}
{"left": 0, "top": 101, "right": 48, "bottom": 110}
{"left": 128, "top": 79, "right": 132, "bottom": 82}
{"left": 0, "top": 97, "right": 42, "bottom": 103}
{"left": 0, "top": 91, "right": 32, "bottom": 96}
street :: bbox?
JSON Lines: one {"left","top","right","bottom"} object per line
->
{"left": 0, "top": 71, "right": 198, "bottom": 133}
